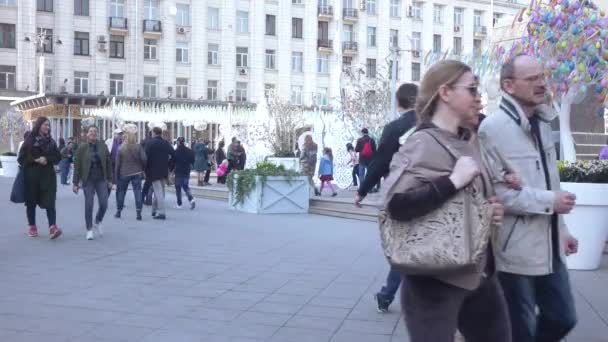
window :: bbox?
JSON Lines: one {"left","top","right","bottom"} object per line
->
{"left": 474, "top": 10, "right": 482, "bottom": 28}
{"left": 109, "top": 35, "right": 124, "bottom": 58}
{"left": 109, "top": 74, "right": 124, "bottom": 96}
{"left": 36, "top": 28, "right": 53, "bottom": 53}
{"left": 292, "top": 0, "right": 303, "bottom": 4}
{"left": 454, "top": 8, "right": 464, "bottom": 27}
{"left": 37, "top": 0, "right": 52, "bottom": 12}
{"left": 390, "top": 29, "right": 399, "bottom": 48}
{"left": 412, "top": 32, "right": 421, "bottom": 51}
{"left": 411, "top": 63, "right": 420, "bottom": 82}
{"left": 176, "top": 78, "right": 188, "bottom": 99}
{"left": 266, "top": 15, "right": 276, "bottom": 36}
{"left": 144, "top": 0, "right": 158, "bottom": 19}
{"left": 176, "top": 42, "right": 189, "bottom": 63}
{"left": 367, "top": 0, "right": 376, "bottom": 15}
{"left": 433, "top": 4, "right": 443, "bottom": 24}
{"left": 236, "top": 11, "right": 249, "bottom": 34}
{"left": 44, "top": 69, "right": 52, "bottom": 92}
{"left": 474, "top": 39, "right": 482, "bottom": 54}
{"left": 493, "top": 13, "right": 504, "bottom": 27}
{"left": 74, "top": 32, "right": 89, "bottom": 56}
{"left": 318, "top": 21, "right": 329, "bottom": 41}
{"left": 74, "top": 71, "right": 89, "bottom": 94}
{"left": 236, "top": 47, "right": 248, "bottom": 68}
{"left": 291, "top": 85, "right": 303, "bottom": 105}
{"left": 264, "top": 83, "right": 275, "bottom": 97}
{"left": 109, "top": 0, "right": 125, "bottom": 17}
{"left": 367, "top": 26, "right": 376, "bottom": 48}
{"left": 343, "top": 24, "right": 353, "bottom": 42}
{"left": 292, "top": 51, "right": 303, "bottom": 72}
{"left": 343, "top": 0, "right": 353, "bottom": 8}
{"left": 0, "top": 0, "right": 16, "bottom": 6}
{"left": 0, "top": 24, "right": 15, "bottom": 49}
{"left": 75, "top": 0, "right": 89, "bottom": 16}
{"left": 412, "top": 2, "right": 422, "bottom": 20}
{"left": 236, "top": 82, "right": 248, "bottom": 102}
{"left": 292, "top": 18, "right": 303, "bottom": 39}
{"left": 453, "top": 37, "right": 462, "bottom": 55}
{"left": 390, "top": 0, "right": 400, "bottom": 17}
{"left": 0, "top": 65, "right": 15, "bottom": 89}
{"left": 316, "top": 87, "right": 328, "bottom": 106}
{"left": 143, "top": 76, "right": 157, "bottom": 97}
{"left": 176, "top": 4, "right": 191, "bottom": 26}
{"left": 208, "top": 7, "right": 219, "bottom": 30}
{"left": 343, "top": 56, "right": 352, "bottom": 70}
{"left": 433, "top": 34, "right": 442, "bottom": 53}
{"left": 144, "top": 39, "right": 157, "bottom": 60}
{"left": 208, "top": 44, "right": 219, "bottom": 65}
{"left": 366, "top": 58, "right": 376, "bottom": 78}
{"left": 265, "top": 49, "right": 276, "bottom": 70}
{"left": 207, "top": 80, "right": 218, "bottom": 100}
{"left": 317, "top": 53, "right": 329, "bottom": 73}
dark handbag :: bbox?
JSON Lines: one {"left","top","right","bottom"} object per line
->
{"left": 10, "top": 167, "right": 25, "bottom": 204}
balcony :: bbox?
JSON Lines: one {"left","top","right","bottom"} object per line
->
{"left": 474, "top": 25, "right": 487, "bottom": 36}
{"left": 143, "top": 20, "right": 162, "bottom": 37}
{"left": 318, "top": 39, "right": 333, "bottom": 52}
{"left": 342, "top": 41, "right": 358, "bottom": 55}
{"left": 109, "top": 17, "right": 128, "bottom": 34}
{"left": 343, "top": 8, "right": 358, "bottom": 22}
{"left": 318, "top": 5, "right": 333, "bottom": 20}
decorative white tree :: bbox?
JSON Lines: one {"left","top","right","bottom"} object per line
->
{"left": 264, "top": 90, "right": 305, "bottom": 157}
{"left": 0, "top": 109, "right": 28, "bottom": 153}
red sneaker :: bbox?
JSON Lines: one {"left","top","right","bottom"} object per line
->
{"left": 28, "top": 225, "right": 38, "bottom": 237}
{"left": 49, "top": 225, "right": 62, "bottom": 240}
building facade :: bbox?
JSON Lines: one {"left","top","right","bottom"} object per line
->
{"left": 0, "top": 0, "right": 523, "bottom": 109}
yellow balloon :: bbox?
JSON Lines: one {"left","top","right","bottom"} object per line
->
{"left": 561, "top": 41, "right": 568, "bottom": 49}
{"left": 574, "top": 76, "right": 580, "bottom": 82}
{"left": 597, "top": 42, "right": 602, "bottom": 49}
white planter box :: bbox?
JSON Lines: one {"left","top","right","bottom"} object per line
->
{"left": 561, "top": 182, "right": 608, "bottom": 270}
{"left": 229, "top": 176, "right": 309, "bottom": 214}
{"left": 0, "top": 155, "right": 18, "bottom": 178}
{"left": 266, "top": 157, "right": 300, "bottom": 171}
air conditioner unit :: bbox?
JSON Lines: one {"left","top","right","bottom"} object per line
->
{"left": 407, "top": 6, "right": 413, "bottom": 17}
{"left": 167, "top": 86, "right": 173, "bottom": 92}
{"left": 360, "top": 0, "right": 366, "bottom": 11}
{"left": 97, "top": 35, "right": 106, "bottom": 43}
{"left": 177, "top": 27, "right": 186, "bottom": 34}
{"left": 97, "top": 43, "right": 107, "bottom": 52}
{"left": 454, "top": 26, "right": 461, "bottom": 32}
{"left": 412, "top": 50, "right": 420, "bottom": 58}
{"left": 239, "top": 68, "right": 248, "bottom": 75}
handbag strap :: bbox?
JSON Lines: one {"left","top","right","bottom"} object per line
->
{"left": 422, "top": 130, "right": 460, "bottom": 161}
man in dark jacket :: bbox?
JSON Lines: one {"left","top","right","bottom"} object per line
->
{"left": 171, "top": 137, "right": 196, "bottom": 210}
{"left": 355, "top": 83, "right": 418, "bottom": 313}
{"left": 145, "top": 127, "right": 175, "bottom": 220}
{"left": 354, "top": 128, "right": 376, "bottom": 186}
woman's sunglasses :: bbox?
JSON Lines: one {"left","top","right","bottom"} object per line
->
{"left": 452, "top": 85, "right": 480, "bottom": 97}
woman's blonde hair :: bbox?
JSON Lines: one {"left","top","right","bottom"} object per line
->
{"left": 124, "top": 131, "right": 138, "bottom": 145}
{"left": 415, "top": 60, "right": 472, "bottom": 123}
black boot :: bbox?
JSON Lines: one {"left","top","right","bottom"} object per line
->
{"left": 136, "top": 210, "right": 142, "bottom": 221}
{"left": 114, "top": 210, "right": 121, "bottom": 219}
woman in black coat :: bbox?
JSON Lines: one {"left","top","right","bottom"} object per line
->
{"left": 171, "top": 137, "right": 195, "bottom": 209}
{"left": 18, "top": 116, "right": 62, "bottom": 239}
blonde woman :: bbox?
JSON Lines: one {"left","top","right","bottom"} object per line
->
{"left": 115, "top": 129, "right": 147, "bottom": 221}
{"left": 382, "top": 60, "right": 509, "bottom": 341}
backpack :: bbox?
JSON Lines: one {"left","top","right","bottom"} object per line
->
{"left": 398, "top": 126, "right": 417, "bottom": 145}
{"left": 361, "top": 140, "right": 373, "bottom": 158}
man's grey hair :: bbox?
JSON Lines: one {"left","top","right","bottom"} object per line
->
{"left": 500, "top": 54, "right": 528, "bottom": 91}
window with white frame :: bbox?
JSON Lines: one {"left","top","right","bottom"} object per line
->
{"left": 144, "top": 0, "right": 158, "bottom": 19}
{"left": 454, "top": 8, "right": 464, "bottom": 27}
{"left": 236, "top": 82, "right": 248, "bottom": 102}
{"left": 366, "top": 0, "right": 376, "bottom": 15}
{"left": 44, "top": 69, "right": 52, "bottom": 92}
{"left": 0, "top": 24, "right": 15, "bottom": 49}
{"left": 390, "top": 29, "right": 399, "bottom": 48}
{"left": 236, "top": 11, "right": 249, "bottom": 34}
{"left": 317, "top": 87, "right": 328, "bottom": 106}
{"left": 74, "top": 71, "right": 89, "bottom": 94}
{"left": 0, "top": 65, "right": 15, "bottom": 89}
{"left": 291, "top": 85, "right": 303, "bottom": 105}
{"left": 265, "top": 49, "right": 276, "bottom": 70}
{"left": 453, "top": 37, "right": 462, "bottom": 55}
{"left": 433, "top": 4, "right": 443, "bottom": 24}
{"left": 37, "top": 0, "right": 53, "bottom": 12}
{"left": 493, "top": 12, "right": 504, "bottom": 26}
{"left": 474, "top": 10, "right": 482, "bottom": 28}
{"left": 176, "top": 78, "right": 188, "bottom": 99}
{"left": 176, "top": 4, "right": 190, "bottom": 26}
{"left": 390, "top": 0, "right": 400, "bottom": 17}
{"left": 109, "top": 74, "right": 124, "bottom": 96}
{"left": 176, "top": 42, "right": 189, "bottom": 63}
{"left": 343, "top": 0, "right": 353, "bottom": 8}
{"left": 208, "top": 7, "right": 219, "bottom": 30}
{"left": 109, "top": 35, "right": 124, "bottom": 58}
{"left": 0, "top": 0, "right": 16, "bottom": 6}
{"left": 144, "top": 39, "right": 157, "bottom": 60}
{"left": 292, "top": 18, "right": 303, "bottom": 39}
{"left": 292, "top": 0, "right": 303, "bottom": 4}
{"left": 474, "top": 39, "right": 482, "bottom": 54}
{"left": 412, "top": 2, "right": 422, "bottom": 20}
{"left": 207, "top": 80, "right": 218, "bottom": 100}
{"left": 292, "top": 52, "right": 303, "bottom": 72}
{"left": 433, "top": 34, "right": 442, "bottom": 53}
{"left": 264, "top": 84, "right": 275, "bottom": 98}
{"left": 366, "top": 58, "right": 376, "bottom": 78}
{"left": 343, "top": 24, "right": 353, "bottom": 42}
{"left": 266, "top": 15, "right": 276, "bottom": 36}
{"left": 208, "top": 44, "right": 219, "bottom": 65}
{"left": 109, "top": 0, "right": 124, "bottom": 17}
{"left": 317, "top": 53, "right": 329, "bottom": 73}
{"left": 411, "top": 63, "right": 420, "bottom": 82}
{"left": 412, "top": 32, "right": 421, "bottom": 51}
{"left": 367, "top": 26, "right": 376, "bottom": 47}
{"left": 236, "top": 47, "right": 248, "bottom": 68}
{"left": 73, "top": 31, "right": 89, "bottom": 56}
{"left": 143, "top": 76, "right": 157, "bottom": 97}
{"left": 74, "top": 0, "right": 89, "bottom": 16}
{"left": 342, "top": 56, "right": 352, "bottom": 70}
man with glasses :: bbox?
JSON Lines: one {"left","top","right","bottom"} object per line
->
{"left": 478, "top": 54, "right": 578, "bottom": 342}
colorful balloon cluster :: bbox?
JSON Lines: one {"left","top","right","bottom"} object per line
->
{"left": 499, "top": 0, "right": 608, "bottom": 108}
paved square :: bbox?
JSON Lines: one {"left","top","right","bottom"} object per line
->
{"left": 0, "top": 177, "right": 606, "bottom": 341}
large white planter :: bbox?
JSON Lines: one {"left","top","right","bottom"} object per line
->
{"left": 561, "top": 182, "right": 608, "bottom": 270}
{"left": 229, "top": 176, "right": 309, "bottom": 214}
{"left": 0, "top": 155, "right": 19, "bottom": 178}
{"left": 266, "top": 157, "right": 300, "bottom": 171}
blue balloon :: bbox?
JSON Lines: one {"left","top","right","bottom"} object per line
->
{"left": 597, "top": 84, "right": 604, "bottom": 93}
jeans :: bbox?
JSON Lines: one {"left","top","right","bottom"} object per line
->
{"left": 352, "top": 164, "right": 359, "bottom": 186}
{"left": 376, "top": 269, "right": 401, "bottom": 304}
{"left": 142, "top": 179, "right": 153, "bottom": 205}
{"left": 116, "top": 174, "right": 143, "bottom": 211}
{"left": 175, "top": 174, "right": 193, "bottom": 206}
{"left": 357, "top": 163, "right": 368, "bottom": 185}
{"left": 498, "top": 259, "right": 577, "bottom": 342}
{"left": 151, "top": 180, "right": 166, "bottom": 215}
{"left": 83, "top": 179, "right": 109, "bottom": 230}
{"left": 26, "top": 205, "right": 56, "bottom": 227}
{"left": 59, "top": 160, "right": 71, "bottom": 184}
